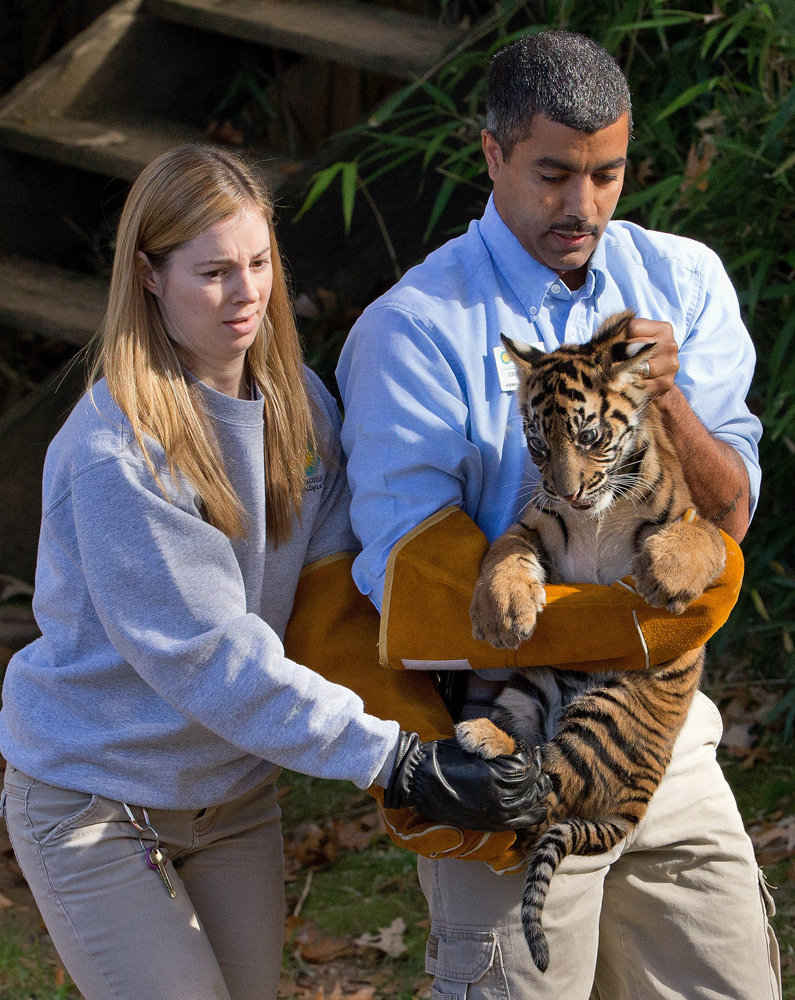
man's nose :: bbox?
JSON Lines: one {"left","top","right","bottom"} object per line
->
{"left": 563, "top": 178, "right": 596, "bottom": 223}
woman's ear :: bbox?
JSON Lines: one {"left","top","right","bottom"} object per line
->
{"left": 137, "top": 251, "right": 161, "bottom": 297}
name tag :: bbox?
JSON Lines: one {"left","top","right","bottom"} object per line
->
{"left": 493, "top": 344, "right": 519, "bottom": 392}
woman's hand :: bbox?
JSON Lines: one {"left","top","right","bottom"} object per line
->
{"left": 384, "top": 731, "right": 550, "bottom": 831}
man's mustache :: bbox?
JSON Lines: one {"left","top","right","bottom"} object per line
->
{"left": 548, "top": 222, "right": 599, "bottom": 236}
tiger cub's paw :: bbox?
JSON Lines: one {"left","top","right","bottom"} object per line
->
{"left": 470, "top": 563, "right": 546, "bottom": 649}
{"left": 455, "top": 717, "right": 517, "bottom": 759}
{"left": 632, "top": 522, "right": 726, "bottom": 614}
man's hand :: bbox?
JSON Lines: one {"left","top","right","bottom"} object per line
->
{"left": 626, "top": 317, "right": 679, "bottom": 398}
{"left": 625, "top": 315, "right": 750, "bottom": 542}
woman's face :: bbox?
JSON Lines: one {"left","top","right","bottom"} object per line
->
{"left": 142, "top": 205, "right": 273, "bottom": 397}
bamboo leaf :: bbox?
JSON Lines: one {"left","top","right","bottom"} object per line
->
{"left": 655, "top": 78, "right": 721, "bottom": 121}
{"left": 341, "top": 162, "right": 359, "bottom": 233}
{"left": 293, "top": 163, "right": 346, "bottom": 223}
{"left": 752, "top": 589, "right": 771, "bottom": 622}
{"left": 758, "top": 83, "right": 795, "bottom": 155}
{"left": 423, "top": 174, "right": 458, "bottom": 242}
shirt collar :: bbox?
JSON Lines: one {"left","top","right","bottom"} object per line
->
{"left": 478, "top": 194, "right": 605, "bottom": 313}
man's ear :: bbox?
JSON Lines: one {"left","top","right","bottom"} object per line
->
{"left": 137, "top": 251, "right": 161, "bottom": 297}
{"left": 481, "top": 129, "right": 504, "bottom": 183}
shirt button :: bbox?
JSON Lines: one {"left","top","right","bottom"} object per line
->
{"left": 551, "top": 284, "right": 561, "bottom": 294}
{"left": 529, "top": 306, "right": 538, "bottom": 315}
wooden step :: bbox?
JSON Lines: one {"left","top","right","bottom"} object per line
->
{"left": 0, "top": 256, "right": 108, "bottom": 346}
{"left": 0, "top": 109, "right": 295, "bottom": 186}
{"left": 0, "top": 0, "right": 300, "bottom": 185}
{"left": 148, "top": 0, "right": 463, "bottom": 79}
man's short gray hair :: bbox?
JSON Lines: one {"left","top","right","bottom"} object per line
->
{"left": 486, "top": 31, "right": 632, "bottom": 160}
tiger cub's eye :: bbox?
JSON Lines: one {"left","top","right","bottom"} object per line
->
{"left": 578, "top": 427, "right": 600, "bottom": 446}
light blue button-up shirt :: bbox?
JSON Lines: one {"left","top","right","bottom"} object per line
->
{"left": 337, "top": 196, "right": 762, "bottom": 610}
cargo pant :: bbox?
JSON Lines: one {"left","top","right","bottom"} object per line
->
{"left": 418, "top": 691, "right": 782, "bottom": 1000}
{"left": 1, "top": 767, "right": 285, "bottom": 1000}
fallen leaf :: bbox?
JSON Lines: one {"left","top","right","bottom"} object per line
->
{"left": 749, "top": 814, "right": 795, "bottom": 864}
{"left": 285, "top": 821, "right": 339, "bottom": 870}
{"left": 738, "top": 746, "right": 773, "bottom": 769}
{"left": 721, "top": 721, "right": 755, "bottom": 750}
{"left": 355, "top": 916, "right": 407, "bottom": 958}
{"left": 284, "top": 913, "right": 306, "bottom": 943}
{"left": 335, "top": 810, "right": 384, "bottom": 852}
{"left": 295, "top": 923, "right": 357, "bottom": 963}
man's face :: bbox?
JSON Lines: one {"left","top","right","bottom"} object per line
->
{"left": 482, "top": 113, "right": 630, "bottom": 290}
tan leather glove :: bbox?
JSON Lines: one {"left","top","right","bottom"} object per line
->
{"left": 379, "top": 507, "right": 743, "bottom": 674}
{"left": 283, "top": 552, "right": 522, "bottom": 866}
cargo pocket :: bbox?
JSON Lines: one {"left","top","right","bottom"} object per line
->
{"left": 758, "top": 869, "right": 783, "bottom": 1000}
{"left": 425, "top": 930, "right": 508, "bottom": 1000}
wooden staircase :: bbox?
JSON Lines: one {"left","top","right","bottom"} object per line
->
{"left": 0, "top": 0, "right": 464, "bottom": 343}
{"left": 0, "top": 0, "right": 467, "bottom": 583}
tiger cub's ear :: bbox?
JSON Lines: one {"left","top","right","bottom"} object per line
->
{"left": 500, "top": 334, "right": 545, "bottom": 368}
{"left": 592, "top": 310, "right": 657, "bottom": 384}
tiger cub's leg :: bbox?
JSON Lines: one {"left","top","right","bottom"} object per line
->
{"left": 470, "top": 522, "right": 547, "bottom": 649}
{"left": 632, "top": 516, "right": 726, "bottom": 614}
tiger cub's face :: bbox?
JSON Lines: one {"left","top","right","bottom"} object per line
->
{"left": 504, "top": 311, "right": 656, "bottom": 517}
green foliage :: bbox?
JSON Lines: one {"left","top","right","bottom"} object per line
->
{"left": 300, "top": 0, "right": 795, "bottom": 724}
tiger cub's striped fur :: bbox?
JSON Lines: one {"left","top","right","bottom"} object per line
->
{"left": 460, "top": 311, "right": 726, "bottom": 972}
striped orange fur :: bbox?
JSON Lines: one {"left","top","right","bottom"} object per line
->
{"left": 459, "top": 311, "right": 726, "bottom": 972}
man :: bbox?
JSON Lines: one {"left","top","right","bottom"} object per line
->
{"left": 337, "top": 30, "right": 780, "bottom": 1000}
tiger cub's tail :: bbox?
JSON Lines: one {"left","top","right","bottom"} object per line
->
{"left": 521, "top": 817, "right": 629, "bottom": 972}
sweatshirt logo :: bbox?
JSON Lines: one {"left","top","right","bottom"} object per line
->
{"left": 305, "top": 449, "right": 322, "bottom": 492}
{"left": 305, "top": 449, "right": 320, "bottom": 476}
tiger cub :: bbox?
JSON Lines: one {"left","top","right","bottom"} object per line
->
{"left": 459, "top": 310, "right": 726, "bottom": 973}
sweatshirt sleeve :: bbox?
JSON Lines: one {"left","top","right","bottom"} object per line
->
{"left": 67, "top": 454, "right": 399, "bottom": 790}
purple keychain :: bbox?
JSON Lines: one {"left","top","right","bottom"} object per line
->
{"left": 123, "top": 803, "right": 177, "bottom": 899}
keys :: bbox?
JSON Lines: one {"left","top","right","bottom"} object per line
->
{"left": 145, "top": 844, "right": 177, "bottom": 899}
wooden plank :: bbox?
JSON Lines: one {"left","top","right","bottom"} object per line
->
{"left": 0, "top": 256, "right": 107, "bottom": 346}
{"left": 0, "top": 111, "right": 298, "bottom": 187}
{"left": 0, "top": 0, "right": 143, "bottom": 122}
{"left": 148, "top": 0, "right": 463, "bottom": 78}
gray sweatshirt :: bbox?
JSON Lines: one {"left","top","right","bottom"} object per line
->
{"left": 0, "top": 371, "right": 399, "bottom": 808}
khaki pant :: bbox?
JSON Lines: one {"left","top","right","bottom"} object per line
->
{"left": 418, "top": 692, "right": 782, "bottom": 1000}
{"left": 2, "top": 767, "right": 285, "bottom": 1000}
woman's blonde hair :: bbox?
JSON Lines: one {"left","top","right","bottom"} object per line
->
{"left": 91, "top": 144, "right": 315, "bottom": 544}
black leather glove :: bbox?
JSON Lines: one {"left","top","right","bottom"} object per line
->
{"left": 383, "top": 731, "right": 550, "bottom": 832}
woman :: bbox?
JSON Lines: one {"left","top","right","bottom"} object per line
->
{"left": 0, "top": 145, "right": 541, "bottom": 1000}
